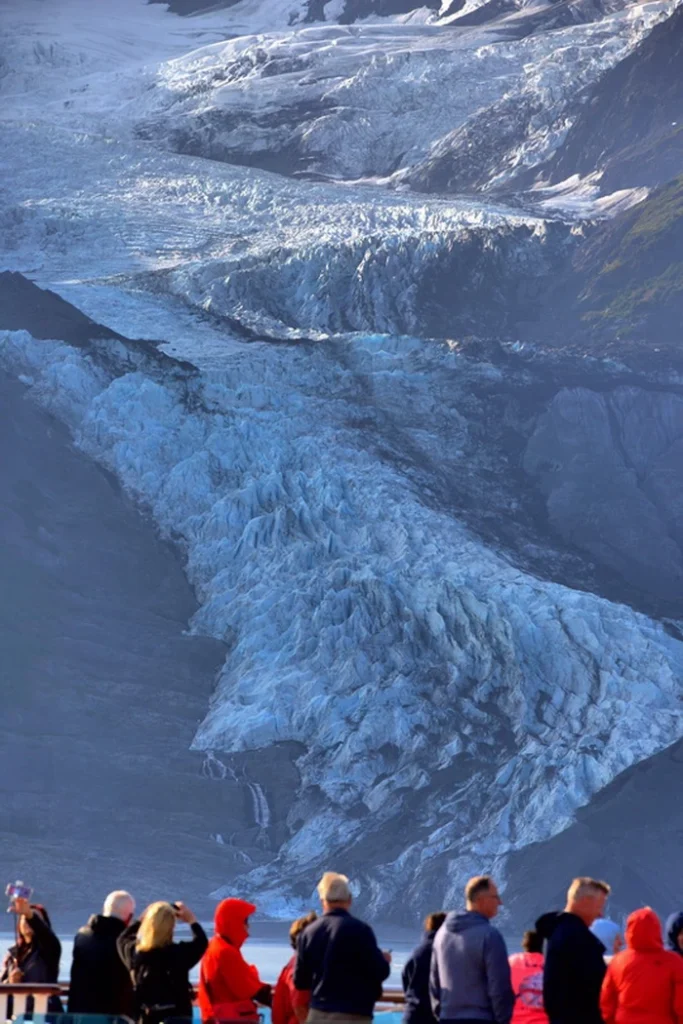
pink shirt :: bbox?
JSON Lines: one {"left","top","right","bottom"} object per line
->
{"left": 509, "top": 952, "right": 548, "bottom": 1024}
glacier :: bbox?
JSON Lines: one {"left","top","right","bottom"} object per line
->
{"left": 2, "top": 320, "right": 682, "bottom": 918}
{"left": 1, "top": 0, "right": 682, "bottom": 924}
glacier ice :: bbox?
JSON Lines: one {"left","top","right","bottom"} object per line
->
{"left": 2, "top": 325, "right": 682, "bottom": 916}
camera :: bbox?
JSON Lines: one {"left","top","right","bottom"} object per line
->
{"left": 5, "top": 881, "right": 33, "bottom": 912}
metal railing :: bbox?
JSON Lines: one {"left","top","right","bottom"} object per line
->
{"left": 0, "top": 983, "right": 63, "bottom": 1018}
{"left": 0, "top": 984, "right": 406, "bottom": 1021}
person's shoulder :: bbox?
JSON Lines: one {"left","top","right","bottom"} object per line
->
{"left": 666, "top": 950, "right": 683, "bottom": 975}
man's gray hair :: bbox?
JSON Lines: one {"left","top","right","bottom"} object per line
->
{"left": 103, "top": 890, "right": 135, "bottom": 921}
{"left": 317, "top": 872, "right": 351, "bottom": 904}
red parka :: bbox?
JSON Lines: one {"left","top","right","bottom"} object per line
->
{"left": 272, "top": 955, "right": 310, "bottom": 1024}
{"left": 600, "top": 907, "right": 683, "bottom": 1024}
{"left": 198, "top": 899, "right": 263, "bottom": 1023}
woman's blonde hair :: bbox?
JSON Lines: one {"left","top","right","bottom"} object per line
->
{"left": 136, "top": 902, "right": 176, "bottom": 952}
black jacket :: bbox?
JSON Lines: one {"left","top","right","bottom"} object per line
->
{"left": 543, "top": 912, "right": 606, "bottom": 1024}
{"left": 118, "top": 920, "right": 208, "bottom": 1022}
{"left": 294, "top": 908, "right": 390, "bottom": 1017}
{"left": 69, "top": 914, "right": 134, "bottom": 1015}
{"left": 0, "top": 907, "right": 62, "bottom": 1013}
{"left": 402, "top": 930, "right": 437, "bottom": 1024}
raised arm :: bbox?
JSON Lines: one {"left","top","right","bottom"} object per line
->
{"left": 24, "top": 906, "right": 62, "bottom": 964}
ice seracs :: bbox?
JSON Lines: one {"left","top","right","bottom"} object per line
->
{"left": 2, "top": 325, "right": 682, "bottom": 919}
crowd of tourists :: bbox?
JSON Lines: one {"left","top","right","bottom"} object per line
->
{"left": 3, "top": 872, "right": 683, "bottom": 1024}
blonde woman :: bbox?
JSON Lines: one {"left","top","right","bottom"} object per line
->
{"left": 118, "top": 901, "right": 208, "bottom": 1024}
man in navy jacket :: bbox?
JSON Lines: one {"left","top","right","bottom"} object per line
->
{"left": 294, "top": 872, "right": 391, "bottom": 1023}
{"left": 543, "top": 876, "right": 610, "bottom": 1024}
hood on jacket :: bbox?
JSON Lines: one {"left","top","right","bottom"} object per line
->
{"left": 214, "top": 898, "right": 256, "bottom": 948}
{"left": 626, "top": 908, "right": 663, "bottom": 952}
{"left": 535, "top": 912, "right": 562, "bottom": 941}
{"left": 666, "top": 911, "right": 683, "bottom": 953}
{"left": 84, "top": 914, "right": 125, "bottom": 936}
{"left": 444, "top": 910, "right": 491, "bottom": 933}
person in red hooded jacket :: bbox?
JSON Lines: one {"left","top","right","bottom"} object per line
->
{"left": 198, "top": 899, "right": 272, "bottom": 1024}
{"left": 600, "top": 907, "right": 683, "bottom": 1024}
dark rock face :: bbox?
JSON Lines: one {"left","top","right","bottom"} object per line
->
{"left": 504, "top": 731, "right": 683, "bottom": 930}
{"left": 148, "top": 0, "right": 441, "bottom": 20}
{"left": 0, "top": 271, "right": 124, "bottom": 345}
{"left": 546, "top": 6, "right": 683, "bottom": 191}
{"left": 524, "top": 386, "right": 683, "bottom": 602}
{"left": 0, "top": 279, "right": 302, "bottom": 924}
{"left": 537, "top": 176, "right": 683, "bottom": 357}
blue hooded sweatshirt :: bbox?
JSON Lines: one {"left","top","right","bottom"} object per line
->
{"left": 666, "top": 911, "right": 683, "bottom": 954}
{"left": 429, "top": 911, "right": 514, "bottom": 1024}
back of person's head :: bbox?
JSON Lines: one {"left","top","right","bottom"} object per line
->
{"left": 666, "top": 911, "right": 683, "bottom": 953}
{"left": 465, "top": 876, "right": 501, "bottom": 919}
{"left": 136, "top": 902, "right": 175, "bottom": 952}
{"left": 317, "top": 872, "right": 352, "bottom": 906}
{"left": 590, "top": 917, "right": 623, "bottom": 954}
{"left": 625, "top": 907, "right": 662, "bottom": 953}
{"left": 424, "top": 911, "right": 447, "bottom": 934}
{"left": 289, "top": 911, "right": 318, "bottom": 949}
{"left": 566, "top": 877, "right": 610, "bottom": 926}
{"left": 103, "top": 890, "right": 135, "bottom": 923}
{"left": 522, "top": 929, "right": 544, "bottom": 954}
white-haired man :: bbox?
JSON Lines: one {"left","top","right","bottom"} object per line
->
{"left": 69, "top": 890, "right": 136, "bottom": 1016}
{"left": 294, "top": 872, "right": 391, "bottom": 1024}
{"left": 543, "top": 876, "right": 611, "bottom": 1024}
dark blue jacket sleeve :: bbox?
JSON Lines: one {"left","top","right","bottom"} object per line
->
{"left": 293, "top": 931, "right": 312, "bottom": 992}
{"left": 484, "top": 929, "right": 514, "bottom": 1024}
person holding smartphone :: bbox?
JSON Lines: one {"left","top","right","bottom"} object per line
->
{"left": 1, "top": 895, "right": 63, "bottom": 1013}
{"left": 118, "top": 901, "right": 208, "bottom": 1024}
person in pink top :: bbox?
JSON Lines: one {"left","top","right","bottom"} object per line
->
{"left": 509, "top": 929, "right": 548, "bottom": 1024}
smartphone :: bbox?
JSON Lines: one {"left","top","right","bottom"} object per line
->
{"left": 5, "top": 882, "right": 32, "bottom": 902}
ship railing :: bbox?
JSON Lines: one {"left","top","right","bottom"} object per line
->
{"left": 0, "top": 984, "right": 406, "bottom": 1021}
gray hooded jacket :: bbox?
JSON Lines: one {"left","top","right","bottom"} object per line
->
{"left": 429, "top": 911, "right": 514, "bottom": 1024}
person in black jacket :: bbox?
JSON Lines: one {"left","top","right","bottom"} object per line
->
{"left": 402, "top": 912, "right": 446, "bottom": 1024}
{"left": 0, "top": 896, "right": 62, "bottom": 1014}
{"left": 543, "top": 876, "right": 610, "bottom": 1024}
{"left": 69, "top": 889, "right": 136, "bottom": 1016}
{"left": 118, "top": 900, "right": 208, "bottom": 1024}
{"left": 294, "top": 872, "right": 391, "bottom": 1024}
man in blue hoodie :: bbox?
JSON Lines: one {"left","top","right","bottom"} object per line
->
{"left": 430, "top": 875, "right": 514, "bottom": 1024}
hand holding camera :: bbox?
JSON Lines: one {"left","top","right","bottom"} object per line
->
{"left": 171, "top": 901, "right": 197, "bottom": 925}
{"left": 10, "top": 896, "right": 33, "bottom": 918}
{"left": 5, "top": 882, "right": 32, "bottom": 915}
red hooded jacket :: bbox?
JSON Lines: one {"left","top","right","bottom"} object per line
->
{"left": 198, "top": 899, "right": 263, "bottom": 1023}
{"left": 601, "top": 908, "right": 683, "bottom": 1024}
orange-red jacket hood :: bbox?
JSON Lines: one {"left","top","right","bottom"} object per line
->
{"left": 214, "top": 898, "right": 256, "bottom": 948}
{"left": 626, "top": 907, "right": 663, "bottom": 952}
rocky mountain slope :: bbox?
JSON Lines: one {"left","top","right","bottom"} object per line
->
{"left": 545, "top": 4, "right": 683, "bottom": 192}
